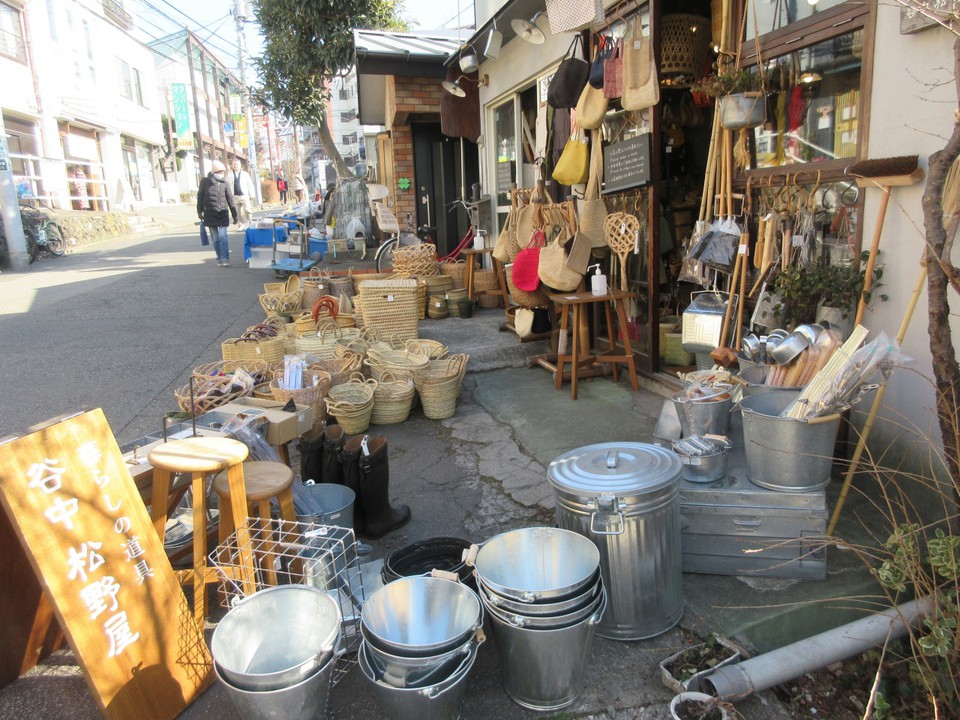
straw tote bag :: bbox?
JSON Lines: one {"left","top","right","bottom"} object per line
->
{"left": 552, "top": 126, "right": 590, "bottom": 186}
{"left": 621, "top": 17, "right": 660, "bottom": 111}
{"left": 603, "top": 38, "right": 623, "bottom": 99}
{"left": 575, "top": 83, "right": 609, "bottom": 130}
{"left": 492, "top": 204, "right": 519, "bottom": 263}
{"left": 577, "top": 134, "right": 609, "bottom": 252}
{"left": 539, "top": 225, "right": 582, "bottom": 292}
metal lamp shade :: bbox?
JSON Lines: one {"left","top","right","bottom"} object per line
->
{"left": 484, "top": 25, "right": 502, "bottom": 58}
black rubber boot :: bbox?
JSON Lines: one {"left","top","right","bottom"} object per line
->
{"left": 341, "top": 435, "right": 365, "bottom": 534}
{"left": 298, "top": 424, "right": 325, "bottom": 484}
{"left": 322, "top": 423, "right": 345, "bottom": 485}
{"left": 353, "top": 435, "right": 410, "bottom": 539}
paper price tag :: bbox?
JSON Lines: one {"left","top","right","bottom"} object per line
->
{"left": 620, "top": 223, "right": 627, "bottom": 234}
{"left": 634, "top": 39, "right": 642, "bottom": 50}
{"left": 387, "top": 294, "right": 395, "bottom": 302}
{"left": 738, "top": 244, "right": 749, "bottom": 255}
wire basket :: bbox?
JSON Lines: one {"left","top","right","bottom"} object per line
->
{"left": 210, "top": 519, "right": 365, "bottom": 688}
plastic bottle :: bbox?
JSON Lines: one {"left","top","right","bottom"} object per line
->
{"left": 589, "top": 263, "right": 607, "bottom": 296}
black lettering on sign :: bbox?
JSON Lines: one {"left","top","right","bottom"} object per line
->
{"left": 603, "top": 135, "right": 651, "bottom": 195}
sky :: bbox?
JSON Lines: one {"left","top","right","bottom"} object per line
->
{"left": 134, "top": 0, "right": 473, "bottom": 77}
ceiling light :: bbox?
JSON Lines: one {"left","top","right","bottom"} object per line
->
{"left": 442, "top": 74, "right": 489, "bottom": 97}
{"left": 799, "top": 70, "right": 822, "bottom": 84}
{"left": 511, "top": 11, "right": 546, "bottom": 45}
{"left": 484, "top": 20, "right": 502, "bottom": 59}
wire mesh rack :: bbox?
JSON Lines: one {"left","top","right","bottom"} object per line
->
{"left": 210, "top": 518, "right": 366, "bottom": 687}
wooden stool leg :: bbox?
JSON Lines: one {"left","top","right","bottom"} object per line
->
{"left": 190, "top": 471, "right": 207, "bottom": 626}
{"left": 603, "top": 300, "right": 620, "bottom": 383}
{"left": 494, "top": 259, "right": 510, "bottom": 314}
{"left": 278, "top": 489, "right": 297, "bottom": 523}
{"left": 276, "top": 442, "right": 291, "bottom": 467}
{"left": 224, "top": 462, "right": 257, "bottom": 597}
{"left": 571, "top": 304, "right": 581, "bottom": 400}
{"left": 615, "top": 298, "right": 640, "bottom": 391}
{"left": 466, "top": 258, "right": 476, "bottom": 301}
{"left": 256, "top": 500, "right": 279, "bottom": 587}
{"left": 556, "top": 304, "right": 571, "bottom": 391}
{"left": 151, "top": 468, "right": 173, "bottom": 540}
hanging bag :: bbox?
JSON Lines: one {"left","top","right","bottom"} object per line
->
{"left": 512, "top": 227, "right": 546, "bottom": 292}
{"left": 547, "top": 35, "right": 590, "bottom": 110}
{"left": 575, "top": 82, "right": 609, "bottom": 130}
{"left": 539, "top": 220, "right": 583, "bottom": 292}
{"left": 603, "top": 37, "right": 623, "bottom": 99}
{"left": 492, "top": 204, "right": 519, "bottom": 263}
{"left": 621, "top": 17, "right": 660, "bottom": 111}
{"left": 552, "top": 126, "right": 590, "bottom": 185}
{"left": 589, "top": 35, "right": 611, "bottom": 89}
{"left": 577, "top": 133, "right": 609, "bottom": 252}
{"left": 545, "top": 0, "right": 604, "bottom": 34}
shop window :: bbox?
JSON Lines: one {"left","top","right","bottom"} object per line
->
{"left": 747, "top": 0, "right": 847, "bottom": 39}
{"left": 492, "top": 98, "right": 516, "bottom": 210}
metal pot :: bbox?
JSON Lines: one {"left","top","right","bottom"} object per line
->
{"left": 361, "top": 576, "right": 482, "bottom": 657}
{"left": 467, "top": 527, "right": 600, "bottom": 603}
{"left": 476, "top": 572, "right": 600, "bottom": 616}
{"left": 363, "top": 628, "right": 482, "bottom": 689}
{"left": 480, "top": 584, "right": 605, "bottom": 630}
{"left": 211, "top": 586, "right": 341, "bottom": 692}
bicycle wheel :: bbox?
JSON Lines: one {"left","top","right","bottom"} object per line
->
{"left": 44, "top": 223, "right": 66, "bottom": 256}
{"left": 375, "top": 236, "right": 400, "bottom": 273}
{"left": 23, "top": 226, "right": 40, "bottom": 263}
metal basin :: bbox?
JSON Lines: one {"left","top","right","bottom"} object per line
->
{"left": 361, "top": 576, "right": 482, "bottom": 657}
{"left": 476, "top": 571, "right": 601, "bottom": 617}
{"left": 213, "top": 652, "right": 335, "bottom": 720}
{"left": 470, "top": 527, "right": 600, "bottom": 603}
{"left": 481, "top": 584, "right": 605, "bottom": 630}
{"left": 211, "top": 586, "right": 341, "bottom": 692}
{"left": 361, "top": 629, "right": 482, "bottom": 690}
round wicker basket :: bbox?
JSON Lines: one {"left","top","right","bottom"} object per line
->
{"left": 325, "top": 374, "right": 378, "bottom": 434}
{"left": 371, "top": 370, "right": 416, "bottom": 425}
{"left": 175, "top": 374, "right": 254, "bottom": 416}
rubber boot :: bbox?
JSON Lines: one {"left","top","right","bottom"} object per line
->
{"left": 340, "top": 435, "right": 365, "bottom": 534}
{"left": 353, "top": 435, "right": 410, "bottom": 539}
{"left": 322, "top": 423, "right": 345, "bottom": 485}
{"left": 298, "top": 424, "right": 325, "bottom": 484}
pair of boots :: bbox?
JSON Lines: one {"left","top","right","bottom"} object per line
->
{"left": 298, "top": 423, "right": 410, "bottom": 539}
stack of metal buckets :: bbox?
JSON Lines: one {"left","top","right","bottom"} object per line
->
{"left": 467, "top": 526, "right": 606, "bottom": 711}
{"left": 357, "top": 574, "right": 484, "bottom": 720}
{"left": 210, "top": 586, "right": 342, "bottom": 720}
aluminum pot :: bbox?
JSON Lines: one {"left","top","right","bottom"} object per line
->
{"left": 357, "top": 637, "right": 479, "bottom": 720}
{"left": 214, "top": 653, "right": 335, "bottom": 720}
{"left": 486, "top": 589, "right": 606, "bottom": 710}
{"left": 211, "top": 586, "right": 341, "bottom": 692}
{"left": 678, "top": 447, "right": 729, "bottom": 483}
{"left": 548, "top": 443, "right": 683, "bottom": 640}
{"left": 476, "top": 571, "right": 600, "bottom": 617}
{"left": 363, "top": 628, "right": 482, "bottom": 689}
{"left": 467, "top": 526, "right": 600, "bottom": 603}
{"left": 361, "top": 576, "right": 482, "bottom": 657}
{"left": 481, "top": 584, "right": 605, "bottom": 630}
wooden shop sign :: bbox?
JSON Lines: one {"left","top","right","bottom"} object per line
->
{"left": 603, "top": 134, "right": 651, "bottom": 194}
{"left": 0, "top": 409, "right": 211, "bottom": 720}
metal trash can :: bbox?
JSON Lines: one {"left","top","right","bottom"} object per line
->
{"left": 548, "top": 442, "right": 683, "bottom": 640}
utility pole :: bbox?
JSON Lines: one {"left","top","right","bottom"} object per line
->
{"left": 234, "top": 0, "right": 261, "bottom": 206}
{"left": 0, "top": 113, "right": 29, "bottom": 271}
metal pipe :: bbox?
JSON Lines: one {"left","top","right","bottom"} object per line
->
{"left": 702, "top": 597, "right": 933, "bottom": 701}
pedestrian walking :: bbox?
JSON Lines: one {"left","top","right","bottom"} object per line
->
{"left": 227, "top": 159, "right": 256, "bottom": 228}
{"left": 292, "top": 172, "right": 306, "bottom": 203}
{"left": 197, "top": 160, "right": 238, "bottom": 267}
{"left": 276, "top": 169, "right": 288, "bottom": 204}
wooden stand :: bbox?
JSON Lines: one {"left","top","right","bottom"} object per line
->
{"left": 546, "top": 289, "right": 640, "bottom": 400}
{"left": 462, "top": 248, "right": 509, "bottom": 308}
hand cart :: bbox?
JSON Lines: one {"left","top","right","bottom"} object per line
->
{"left": 270, "top": 218, "right": 318, "bottom": 277}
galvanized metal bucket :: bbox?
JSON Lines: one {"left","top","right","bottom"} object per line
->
{"left": 213, "top": 649, "right": 336, "bottom": 720}
{"left": 294, "top": 481, "right": 355, "bottom": 528}
{"left": 740, "top": 390, "right": 841, "bottom": 492}
{"left": 548, "top": 443, "right": 683, "bottom": 640}
{"left": 672, "top": 391, "right": 733, "bottom": 437}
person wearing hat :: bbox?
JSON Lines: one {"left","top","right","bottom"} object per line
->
{"left": 197, "top": 159, "right": 238, "bottom": 267}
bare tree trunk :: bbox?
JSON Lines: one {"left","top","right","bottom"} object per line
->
{"left": 316, "top": 106, "right": 355, "bottom": 180}
{"left": 923, "top": 36, "right": 960, "bottom": 504}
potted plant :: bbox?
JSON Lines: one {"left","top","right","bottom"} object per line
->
{"left": 691, "top": 66, "right": 764, "bottom": 130}
{"left": 670, "top": 691, "right": 730, "bottom": 720}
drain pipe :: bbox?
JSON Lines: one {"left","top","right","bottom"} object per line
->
{"left": 702, "top": 597, "right": 933, "bottom": 701}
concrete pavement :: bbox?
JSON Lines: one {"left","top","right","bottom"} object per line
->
{"left": 0, "top": 221, "right": 884, "bottom": 719}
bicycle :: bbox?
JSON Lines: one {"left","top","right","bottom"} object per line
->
{"left": 374, "top": 197, "right": 482, "bottom": 273}
{"left": 20, "top": 205, "right": 66, "bottom": 262}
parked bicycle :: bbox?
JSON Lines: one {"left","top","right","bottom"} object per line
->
{"left": 374, "top": 197, "right": 482, "bottom": 273}
{"left": 20, "top": 205, "right": 67, "bottom": 262}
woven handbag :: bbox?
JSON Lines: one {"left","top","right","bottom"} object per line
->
{"left": 577, "top": 136, "right": 609, "bottom": 252}
{"left": 492, "top": 205, "right": 519, "bottom": 263}
{"left": 622, "top": 18, "right": 660, "bottom": 111}
{"left": 575, "top": 83, "right": 609, "bottom": 131}
{"left": 505, "top": 264, "right": 550, "bottom": 308}
{"left": 538, "top": 227, "right": 583, "bottom": 292}
{"left": 545, "top": 0, "right": 603, "bottom": 34}
{"left": 603, "top": 38, "right": 623, "bottom": 99}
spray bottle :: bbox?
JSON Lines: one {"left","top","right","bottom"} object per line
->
{"left": 588, "top": 263, "right": 607, "bottom": 296}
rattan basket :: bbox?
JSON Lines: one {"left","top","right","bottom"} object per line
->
{"left": 259, "top": 290, "right": 303, "bottom": 317}
{"left": 295, "top": 324, "right": 357, "bottom": 359}
{"left": 328, "top": 272, "right": 355, "bottom": 299}
{"left": 393, "top": 244, "right": 439, "bottom": 277}
{"left": 405, "top": 338, "right": 448, "bottom": 360}
{"left": 292, "top": 311, "right": 318, "bottom": 335}
{"left": 415, "top": 373, "right": 464, "bottom": 420}
{"left": 270, "top": 373, "right": 330, "bottom": 427}
{"left": 175, "top": 374, "right": 253, "bottom": 416}
{"left": 306, "top": 353, "right": 363, "bottom": 388}
{"left": 428, "top": 294, "right": 449, "bottom": 319}
{"left": 193, "top": 359, "right": 270, "bottom": 386}
{"left": 414, "top": 354, "right": 469, "bottom": 385}
{"left": 358, "top": 279, "right": 419, "bottom": 341}
{"left": 252, "top": 382, "right": 274, "bottom": 400}
{"left": 325, "top": 374, "right": 378, "bottom": 434}
{"left": 262, "top": 315, "right": 290, "bottom": 332}
{"left": 364, "top": 347, "right": 430, "bottom": 382}
{"left": 660, "top": 14, "right": 712, "bottom": 83}
{"left": 474, "top": 268, "right": 501, "bottom": 308}
{"left": 352, "top": 272, "right": 392, "bottom": 294}
{"left": 444, "top": 288, "right": 469, "bottom": 317}
{"left": 301, "top": 268, "right": 330, "bottom": 310}
{"left": 371, "top": 370, "right": 416, "bottom": 425}
{"left": 221, "top": 336, "right": 287, "bottom": 365}
{"left": 505, "top": 265, "right": 550, "bottom": 308}
{"left": 438, "top": 258, "right": 470, "bottom": 289}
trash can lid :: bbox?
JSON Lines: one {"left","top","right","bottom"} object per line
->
{"left": 548, "top": 442, "right": 681, "bottom": 497}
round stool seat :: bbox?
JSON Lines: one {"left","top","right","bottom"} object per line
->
{"left": 148, "top": 436, "right": 248, "bottom": 474}
{"left": 214, "top": 461, "right": 295, "bottom": 503}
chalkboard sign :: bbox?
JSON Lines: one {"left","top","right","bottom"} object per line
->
{"left": 603, "top": 135, "right": 651, "bottom": 194}
{"left": 496, "top": 159, "right": 515, "bottom": 193}
{"left": 0, "top": 409, "right": 211, "bottom": 720}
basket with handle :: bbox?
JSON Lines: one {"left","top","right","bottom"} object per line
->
{"left": 263, "top": 281, "right": 285, "bottom": 294}
{"left": 332, "top": 326, "right": 382, "bottom": 361}
{"left": 371, "top": 370, "right": 416, "bottom": 425}
{"left": 301, "top": 268, "right": 330, "bottom": 310}
{"left": 444, "top": 288, "right": 469, "bottom": 317}
{"left": 175, "top": 374, "right": 254, "bottom": 417}
{"left": 259, "top": 290, "right": 303, "bottom": 317}
{"left": 414, "top": 371, "right": 466, "bottom": 420}
{"left": 269, "top": 372, "right": 331, "bottom": 428}
{"left": 252, "top": 381, "right": 274, "bottom": 400}
{"left": 363, "top": 347, "right": 430, "bottom": 382}
{"left": 328, "top": 269, "right": 355, "bottom": 298}
{"left": 325, "top": 374, "right": 378, "bottom": 434}
{"left": 414, "top": 353, "right": 469, "bottom": 385}
{"left": 292, "top": 311, "right": 318, "bottom": 335}
{"left": 307, "top": 352, "right": 363, "bottom": 388}
{"left": 193, "top": 359, "right": 270, "bottom": 387}
{"left": 393, "top": 244, "right": 439, "bottom": 277}
{"left": 505, "top": 264, "right": 550, "bottom": 307}
{"left": 405, "top": 338, "right": 449, "bottom": 360}
{"left": 474, "top": 268, "right": 501, "bottom": 308}
{"left": 438, "top": 258, "right": 470, "bottom": 288}
{"left": 358, "top": 279, "right": 419, "bottom": 341}
{"left": 221, "top": 335, "right": 287, "bottom": 365}
{"left": 295, "top": 322, "right": 353, "bottom": 359}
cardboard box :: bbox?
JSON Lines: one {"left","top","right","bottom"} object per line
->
{"left": 216, "top": 398, "right": 313, "bottom": 445}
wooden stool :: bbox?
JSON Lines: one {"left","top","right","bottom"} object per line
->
{"left": 148, "top": 437, "right": 256, "bottom": 626}
{"left": 214, "top": 461, "right": 297, "bottom": 587}
{"left": 463, "top": 248, "right": 509, "bottom": 308}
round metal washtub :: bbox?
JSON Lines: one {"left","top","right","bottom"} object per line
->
{"left": 481, "top": 583, "right": 606, "bottom": 630}
{"left": 381, "top": 537, "right": 473, "bottom": 587}
{"left": 477, "top": 571, "right": 601, "bottom": 617}
{"left": 357, "top": 637, "right": 479, "bottom": 720}
{"left": 211, "top": 586, "right": 341, "bottom": 691}
{"left": 294, "top": 482, "right": 355, "bottom": 528}
{"left": 363, "top": 629, "right": 482, "bottom": 689}
{"left": 361, "top": 576, "right": 482, "bottom": 657}
{"left": 470, "top": 526, "right": 600, "bottom": 603}
{"left": 214, "top": 653, "right": 336, "bottom": 720}
{"left": 740, "top": 390, "right": 841, "bottom": 492}
{"left": 548, "top": 442, "right": 683, "bottom": 640}
{"left": 485, "top": 588, "right": 606, "bottom": 711}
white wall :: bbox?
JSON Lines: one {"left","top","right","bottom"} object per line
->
{"left": 859, "top": 4, "right": 960, "bottom": 467}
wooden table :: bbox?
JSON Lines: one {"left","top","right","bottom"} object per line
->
{"left": 548, "top": 289, "right": 640, "bottom": 400}
{"left": 462, "top": 248, "right": 509, "bottom": 308}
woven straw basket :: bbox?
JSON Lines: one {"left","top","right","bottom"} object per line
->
{"left": 474, "top": 268, "right": 501, "bottom": 308}
{"left": 222, "top": 336, "right": 287, "bottom": 366}
{"left": 193, "top": 359, "right": 270, "bottom": 385}
{"left": 414, "top": 354, "right": 469, "bottom": 420}
{"left": 358, "top": 279, "right": 419, "bottom": 341}
{"left": 301, "top": 268, "right": 330, "bottom": 310}
{"left": 393, "top": 244, "right": 439, "bottom": 277}
{"left": 364, "top": 347, "right": 430, "bottom": 382}
{"left": 259, "top": 290, "right": 302, "bottom": 317}
{"left": 505, "top": 265, "right": 550, "bottom": 308}
{"left": 438, "top": 259, "right": 470, "bottom": 289}
{"left": 428, "top": 294, "right": 449, "bottom": 319}
{"left": 270, "top": 373, "right": 330, "bottom": 428}
{"left": 175, "top": 374, "right": 253, "bottom": 416}
{"left": 325, "top": 374, "right": 378, "bottom": 434}
{"left": 405, "top": 338, "right": 448, "bottom": 360}
{"left": 371, "top": 370, "right": 416, "bottom": 425}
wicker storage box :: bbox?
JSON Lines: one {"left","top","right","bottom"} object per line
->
{"left": 358, "top": 279, "right": 419, "bottom": 341}
{"left": 352, "top": 272, "right": 392, "bottom": 294}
